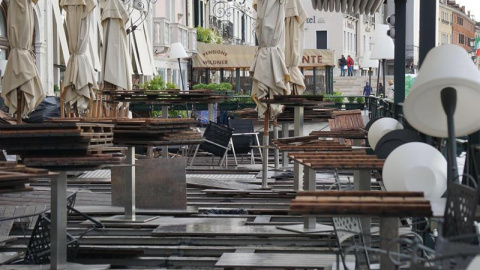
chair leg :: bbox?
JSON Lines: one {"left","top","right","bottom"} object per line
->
{"left": 230, "top": 138, "right": 238, "bottom": 166}
{"left": 189, "top": 145, "right": 200, "bottom": 168}
{"left": 219, "top": 150, "right": 229, "bottom": 169}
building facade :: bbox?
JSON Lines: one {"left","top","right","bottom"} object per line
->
{"left": 301, "top": 0, "right": 384, "bottom": 76}
{"left": 449, "top": 1, "right": 475, "bottom": 52}
{"left": 438, "top": 0, "right": 454, "bottom": 46}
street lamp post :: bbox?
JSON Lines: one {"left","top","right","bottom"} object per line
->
{"left": 169, "top": 43, "right": 188, "bottom": 91}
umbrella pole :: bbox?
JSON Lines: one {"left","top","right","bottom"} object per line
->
{"left": 16, "top": 91, "right": 22, "bottom": 124}
{"left": 262, "top": 105, "right": 270, "bottom": 189}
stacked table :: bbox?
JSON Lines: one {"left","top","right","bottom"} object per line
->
{"left": 290, "top": 191, "right": 433, "bottom": 270}
{"left": 0, "top": 162, "right": 56, "bottom": 192}
{"left": 0, "top": 123, "right": 124, "bottom": 269}
{"left": 287, "top": 151, "right": 385, "bottom": 235}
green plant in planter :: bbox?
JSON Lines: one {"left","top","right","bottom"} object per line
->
{"left": 54, "top": 84, "right": 60, "bottom": 93}
{"left": 347, "top": 96, "right": 356, "bottom": 103}
{"left": 193, "top": 83, "right": 207, "bottom": 90}
{"left": 218, "top": 82, "right": 233, "bottom": 91}
{"left": 356, "top": 96, "right": 365, "bottom": 104}
{"left": 333, "top": 91, "right": 344, "bottom": 103}
{"left": 166, "top": 82, "right": 177, "bottom": 89}
{"left": 206, "top": 83, "right": 219, "bottom": 90}
{"left": 145, "top": 76, "right": 166, "bottom": 90}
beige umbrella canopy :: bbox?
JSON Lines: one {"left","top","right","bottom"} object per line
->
{"left": 285, "top": 0, "right": 307, "bottom": 95}
{"left": 61, "top": 0, "right": 98, "bottom": 111}
{"left": 250, "top": 0, "right": 290, "bottom": 120}
{"left": 101, "top": 0, "right": 133, "bottom": 91}
{"left": 1, "top": 0, "right": 45, "bottom": 120}
{"left": 311, "top": 0, "right": 384, "bottom": 14}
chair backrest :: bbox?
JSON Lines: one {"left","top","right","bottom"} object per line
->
{"left": 200, "top": 122, "right": 234, "bottom": 157}
{"left": 332, "top": 217, "right": 371, "bottom": 269}
{"left": 443, "top": 181, "right": 478, "bottom": 240}
{"left": 228, "top": 119, "right": 255, "bottom": 154}
{"left": 24, "top": 214, "right": 78, "bottom": 264}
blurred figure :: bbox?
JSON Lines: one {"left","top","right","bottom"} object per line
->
{"left": 387, "top": 80, "right": 394, "bottom": 99}
{"left": 363, "top": 82, "right": 372, "bottom": 97}
{"left": 338, "top": 55, "right": 347, "bottom": 76}
{"left": 377, "top": 83, "right": 385, "bottom": 97}
{"left": 347, "top": 55, "right": 354, "bottom": 76}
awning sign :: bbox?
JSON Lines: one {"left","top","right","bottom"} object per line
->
{"left": 193, "top": 43, "right": 334, "bottom": 69}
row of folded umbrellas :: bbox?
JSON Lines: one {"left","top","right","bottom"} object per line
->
{"left": 1, "top": 0, "right": 384, "bottom": 121}
{"left": 1, "top": 0, "right": 132, "bottom": 118}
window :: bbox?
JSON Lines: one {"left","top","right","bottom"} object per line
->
{"left": 0, "top": 11, "right": 5, "bottom": 38}
{"left": 316, "top": 31, "right": 327, "bottom": 49}
{"left": 459, "top": 33, "right": 465, "bottom": 44}
{"left": 457, "top": 16, "right": 463, "bottom": 25}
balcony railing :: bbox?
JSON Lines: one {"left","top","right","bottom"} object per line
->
{"left": 171, "top": 23, "right": 189, "bottom": 49}
{"left": 153, "top": 17, "right": 170, "bottom": 53}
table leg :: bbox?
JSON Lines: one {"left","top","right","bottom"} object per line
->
{"left": 380, "top": 217, "right": 399, "bottom": 270}
{"left": 208, "top": 103, "right": 215, "bottom": 123}
{"left": 355, "top": 170, "right": 371, "bottom": 245}
{"left": 125, "top": 146, "right": 136, "bottom": 220}
{"left": 294, "top": 161, "right": 303, "bottom": 191}
{"left": 273, "top": 123, "right": 279, "bottom": 169}
{"left": 303, "top": 167, "right": 316, "bottom": 229}
{"left": 294, "top": 106, "right": 304, "bottom": 137}
{"left": 262, "top": 134, "right": 269, "bottom": 189}
{"left": 281, "top": 123, "right": 289, "bottom": 168}
{"left": 51, "top": 171, "right": 67, "bottom": 270}
{"left": 162, "top": 106, "right": 168, "bottom": 158}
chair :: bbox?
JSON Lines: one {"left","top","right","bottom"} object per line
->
{"left": 332, "top": 216, "right": 372, "bottom": 270}
{"left": 228, "top": 119, "right": 262, "bottom": 165}
{"left": 189, "top": 121, "right": 234, "bottom": 168}
{"left": 66, "top": 192, "right": 104, "bottom": 238}
{"left": 22, "top": 214, "right": 79, "bottom": 264}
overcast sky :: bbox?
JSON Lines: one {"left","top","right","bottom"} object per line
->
{"left": 455, "top": 0, "right": 480, "bottom": 20}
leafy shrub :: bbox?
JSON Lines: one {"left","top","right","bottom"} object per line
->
{"left": 166, "top": 82, "right": 177, "bottom": 89}
{"left": 347, "top": 96, "right": 356, "bottom": 103}
{"left": 206, "top": 83, "right": 219, "bottom": 90}
{"left": 145, "top": 76, "right": 166, "bottom": 90}
{"left": 196, "top": 26, "right": 223, "bottom": 44}
{"left": 332, "top": 91, "right": 344, "bottom": 103}
{"left": 54, "top": 84, "right": 60, "bottom": 93}
{"left": 356, "top": 96, "right": 365, "bottom": 103}
{"left": 218, "top": 82, "right": 233, "bottom": 91}
{"left": 193, "top": 83, "right": 207, "bottom": 90}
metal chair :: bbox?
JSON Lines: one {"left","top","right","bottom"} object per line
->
{"left": 228, "top": 118, "right": 262, "bottom": 165}
{"left": 66, "top": 192, "right": 105, "bottom": 239}
{"left": 22, "top": 214, "right": 79, "bottom": 264}
{"left": 189, "top": 121, "right": 234, "bottom": 168}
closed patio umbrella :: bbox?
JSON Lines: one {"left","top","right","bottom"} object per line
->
{"left": 101, "top": 0, "right": 132, "bottom": 91}
{"left": 285, "top": 0, "right": 307, "bottom": 95}
{"left": 1, "top": 0, "right": 45, "bottom": 122}
{"left": 250, "top": 0, "right": 290, "bottom": 120}
{"left": 250, "top": 0, "right": 290, "bottom": 188}
{"left": 61, "top": 0, "right": 98, "bottom": 112}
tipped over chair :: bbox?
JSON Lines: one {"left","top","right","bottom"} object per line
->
{"left": 228, "top": 118, "right": 262, "bottom": 165}
{"left": 189, "top": 121, "right": 234, "bottom": 168}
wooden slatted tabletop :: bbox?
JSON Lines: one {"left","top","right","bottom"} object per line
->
{"left": 288, "top": 152, "right": 384, "bottom": 170}
{"left": 290, "top": 191, "right": 433, "bottom": 217}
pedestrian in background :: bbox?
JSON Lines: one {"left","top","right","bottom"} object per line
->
{"left": 347, "top": 55, "right": 354, "bottom": 76}
{"left": 377, "top": 82, "right": 385, "bottom": 97}
{"left": 363, "top": 82, "right": 372, "bottom": 96}
{"left": 387, "top": 80, "right": 394, "bottom": 99}
{"left": 338, "top": 55, "right": 347, "bottom": 76}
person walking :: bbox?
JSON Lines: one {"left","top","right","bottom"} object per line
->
{"left": 338, "top": 55, "right": 347, "bottom": 76}
{"left": 347, "top": 55, "right": 354, "bottom": 76}
{"left": 387, "top": 80, "right": 394, "bottom": 99}
{"left": 377, "top": 82, "right": 385, "bottom": 97}
{"left": 363, "top": 82, "right": 372, "bottom": 96}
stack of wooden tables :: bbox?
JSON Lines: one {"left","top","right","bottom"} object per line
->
{"left": 0, "top": 162, "right": 56, "bottom": 192}
{"left": 112, "top": 118, "right": 203, "bottom": 146}
{"left": 102, "top": 89, "right": 228, "bottom": 105}
{"left": 0, "top": 122, "right": 123, "bottom": 169}
{"left": 273, "top": 136, "right": 353, "bottom": 152}
{"left": 290, "top": 191, "right": 433, "bottom": 270}
{"left": 234, "top": 106, "right": 336, "bottom": 123}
